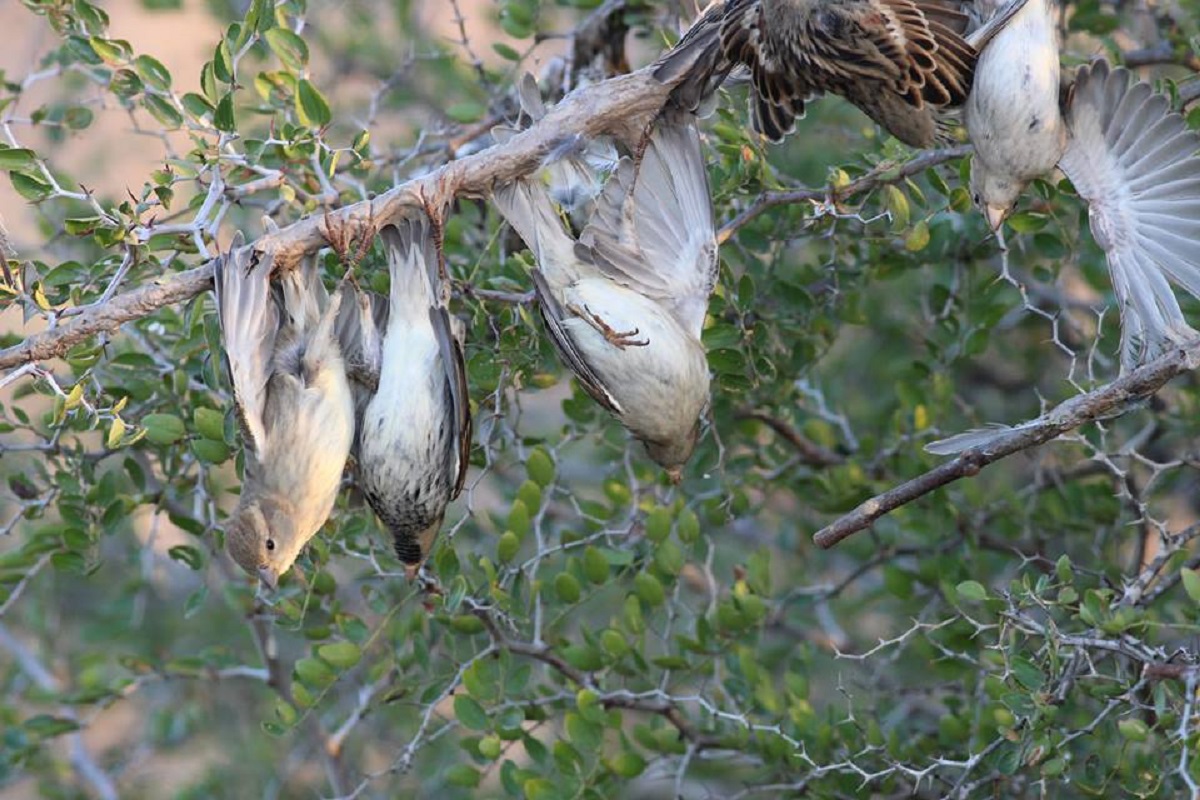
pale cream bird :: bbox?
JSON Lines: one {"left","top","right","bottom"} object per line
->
{"left": 492, "top": 112, "right": 718, "bottom": 480}
{"left": 213, "top": 234, "right": 355, "bottom": 588}
{"left": 966, "top": 0, "right": 1200, "bottom": 367}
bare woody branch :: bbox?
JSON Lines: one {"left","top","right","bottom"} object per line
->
{"left": 1, "top": 93, "right": 972, "bottom": 375}
{"left": 812, "top": 339, "right": 1200, "bottom": 548}
{"left": 0, "top": 68, "right": 674, "bottom": 373}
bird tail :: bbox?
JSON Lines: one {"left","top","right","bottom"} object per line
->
{"left": 212, "top": 232, "right": 276, "bottom": 459}
{"left": 276, "top": 253, "right": 345, "bottom": 382}
{"left": 1059, "top": 60, "right": 1200, "bottom": 366}
{"left": 493, "top": 173, "right": 580, "bottom": 285}
{"left": 651, "top": 0, "right": 731, "bottom": 114}
{"left": 380, "top": 214, "right": 443, "bottom": 320}
{"left": 334, "top": 281, "right": 387, "bottom": 422}
{"left": 966, "top": 0, "right": 1035, "bottom": 49}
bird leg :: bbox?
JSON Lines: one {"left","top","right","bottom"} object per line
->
{"left": 319, "top": 204, "right": 377, "bottom": 284}
{"left": 566, "top": 302, "right": 649, "bottom": 348}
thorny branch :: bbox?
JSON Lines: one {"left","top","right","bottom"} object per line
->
{"left": 813, "top": 338, "right": 1200, "bottom": 548}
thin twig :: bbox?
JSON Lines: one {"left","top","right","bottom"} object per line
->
{"left": 813, "top": 339, "right": 1200, "bottom": 548}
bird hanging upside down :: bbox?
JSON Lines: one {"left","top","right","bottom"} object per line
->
{"left": 214, "top": 234, "right": 355, "bottom": 590}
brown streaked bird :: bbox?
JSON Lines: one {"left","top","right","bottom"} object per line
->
{"left": 493, "top": 111, "right": 717, "bottom": 481}
{"left": 337, "top": 211, "right": 472, "bottom": 579}
{"left": 213, "top": 234, "right": 355, "bottom": 589}
{"left": 657, "top": 0, "right": 991, "bottom": 147}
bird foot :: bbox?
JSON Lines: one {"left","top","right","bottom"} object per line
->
{"left": 567, "top": 302, "right": 649, "bottom": 349}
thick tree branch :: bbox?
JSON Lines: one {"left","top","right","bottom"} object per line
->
{"left": 0, "top": 69, "right": 672, "bottom": 373}
{"left": 813, "top": 339, "right": 1200, "bottom": 548}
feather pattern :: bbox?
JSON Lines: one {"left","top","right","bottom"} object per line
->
{"left": 212, "top": 232, "right": 276, "bottom": 463}
{"left": 1059, "top": 61, "right": 1200, "bottom": 366}
{"left": 492, "top": 112, "right": 718, "bottom": 475}
{"left": 576, "top": 113, "right": 718, "bottom": 338}
{"left": 338, "top": 213, "right": 473, "bottom": 572}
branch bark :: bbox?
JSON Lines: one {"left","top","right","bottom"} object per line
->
{"left": 0, "top": 68, "right": 672, "bottom": 373}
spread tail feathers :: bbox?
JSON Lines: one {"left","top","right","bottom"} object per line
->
{"left": 1059, "top": 60, "right": 1200, "bottom": 367}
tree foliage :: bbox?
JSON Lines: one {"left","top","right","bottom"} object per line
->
{"left": 3, "top": 0, "right": 1200, "bottom": 797}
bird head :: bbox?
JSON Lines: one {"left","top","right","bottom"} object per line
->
{"left": 969, "top": 159, "right": 1023, "bottom": 232}
{"left": 225, "top": 498, "right": 304, "bottom": 590}
{"left": 641, "top": 420, "right": 701, "bottom": 483}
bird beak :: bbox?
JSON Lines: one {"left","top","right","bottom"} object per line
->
{"left": 257, "top": 566, "right": 279, "bottom": 591}
{"left": 984, "top": 204, "right": 1008, "bottom": 232}
{"left": 666, "top": 467, "right": 683, "bottom": 485}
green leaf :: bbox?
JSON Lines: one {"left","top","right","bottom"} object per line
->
{"left": 265, "top": 28, "right": 309, "bottom": 71}
{"left": 295, "top": 79, "right": 331, "bottom": 128}
{"left": 168, "top": 545, "right": 203, "bottom": 570}
{"left": 317, "top": 642, "right": 362, "bottom": 670}
{"left": 191, "top": 439, "right": 230, "bottom": 464}
{"left": 609, "top": 751, "right": 646, "bottom": 778}
{"left": 0, "top": 148, "right": 36, "bottom": 171}
{"left": 555, "top": 572, "right": 581, "bottom": 604}
{"left": 23, "top": 715, "right": 81, "bottom": 739}
{"left": 583, "top": 546, "right": 609, "bottom": 584}
{"left": 10, "top": 172, "right": 52, "bottom": 202}
{"left": 134, "top": 54, "right": 172, "bottom": 90}
{"left": 634, "top": 572, "right": 665, "bottom": 607}
{"left": 213, "top": 92, "right": 236, "bottom": 132}
{"left": 143, "top": 95, "right": 183, "bottom": 128}
{"left": 453, "top": 695, "right": 490, "bottom": 731}
{"left": 294, "top": 657, "right": 336, "bottom": 688}
{"left": 493, "top": 42, "right": 521, "bottom": 61}
{"left": 1182, "top": 568, "right": 1200, "bottom": 604}
{"left": 526, "top": 447, "right": 554, "bottom": 487}
{"left": 193, "top": 407, "right": 226, "bottom": 441}
{"left": 212, "top": 39, "right": 234, "bottom": 84}
{"left": 445, "top": 765, "right": 482, "bottom": 788}
{"left": 1117, "top": 718, "right": 1149, "bottom": 742}
{"left": 497, "top": 531, "right": 519, "bottom": 563}
{"left": 645, "top": 507, "right": 671, "bottom": 544}
{"left": 63, "top": 107, "right": 94, "bottom": 130}
{"left": 956, "top": 580, "right": 988, "bottom": 603}
{"left": 142, "top": 413, "right": 186, "bottom": 444}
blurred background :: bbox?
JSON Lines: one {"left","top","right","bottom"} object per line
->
{"left": 3, "top": 1, "right": 1200, "bottom": 798}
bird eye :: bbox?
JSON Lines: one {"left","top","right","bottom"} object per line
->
{"left": 266, "top": 538, "right": 276, "bottom": 551}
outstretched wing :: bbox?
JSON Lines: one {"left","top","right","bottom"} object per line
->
{"left": 576, "top": 112, "right": 718, "bottom": 337}
{"left": 1059, "top": 60, "right": 1200, "bottom": 367}
{"left": 721, "top": 0, "right": 811, "bottom": 142}
{"left": 212, "top": 232, "right": 277, "bottom": 463}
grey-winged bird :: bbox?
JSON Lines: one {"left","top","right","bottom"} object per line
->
{"left": 655, "top": 0, "right": 979, "bottom": 147}
{"left": 492, "top": 111, "right": 718, "bottom": 481}
{"left": 213, "top": 234, "right": 355, "bottom": 589}
{"left": 337, "top": 212, "right": 472, "bottom": 579}
{"left": 966, "top": 0, "right": 1200, "bottom": 368}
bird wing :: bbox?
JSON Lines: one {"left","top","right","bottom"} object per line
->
{"left": 212, "top": 232, "right": 276, "bottom": 464}
{"left": 334, "top": 281, "right": 387, "bottom": 424}
{"left": 833, "top": 0, "right": 976, "bottom": 107}
{"left": 652, "top": 0, "right": 733, "bottom": 114}
{"left": 530, "top": 269, "right": 622, "bottom": 414}
{"left": 575, "top": 113, "right": 718, "bottom": 337}
{"left": 430, "top": 306, "right": 473, "bottom": 498}
{"left": 720, "top": 0, "right": 812, "bottom": 141}
{"left": 1059, "top": 60, "right": 1200, "bottom": 366}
